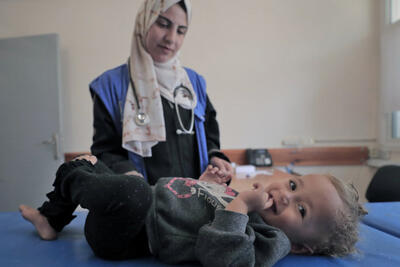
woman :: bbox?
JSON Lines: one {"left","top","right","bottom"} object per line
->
{"left": 18, "top": 0, "right": 232, "bottom": 244}
{"left": 90, "top": 0, "right": 233, "bottom": 185}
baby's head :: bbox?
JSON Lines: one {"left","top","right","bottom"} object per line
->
{"left": 313, "top": 174, "right": 367, "bottom": 256}
{"left": 258, "top": 173, "right": 366, "bottom": 257}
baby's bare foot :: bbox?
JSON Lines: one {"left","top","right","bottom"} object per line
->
{"left": 19, "top": 204, "right": 57, "bottom": 240}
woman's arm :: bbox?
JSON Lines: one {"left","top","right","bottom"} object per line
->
{"left": 204, "top": 96, "right": 225, "bottom": 158}
{"left": 204, "top": 96, "right": 234, "bottom": 177}
{"left": 90, "top": 94, "right": 138, "bottom": 174}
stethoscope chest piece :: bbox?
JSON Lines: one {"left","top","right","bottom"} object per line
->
{"left": 135, "top": 112, "right": 149, "bottom": 126}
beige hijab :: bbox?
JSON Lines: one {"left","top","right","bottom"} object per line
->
{"left": 122, "top": 0, "right": 195, "bottom": 157}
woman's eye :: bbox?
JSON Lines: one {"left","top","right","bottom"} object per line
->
{"left": 298, "top": 204, "right": 306, "bottom": 218}
{"left": 177, "top": 26, "right": 188, "bottom": 35}
{"left": 156, "top": 20, "right": 169, "bottom": 28}
{"left": 289, "top": 180, "right": 296, "bottom": 191}
{"left": 177, "top": 28, "right": 187, "bottom": 35}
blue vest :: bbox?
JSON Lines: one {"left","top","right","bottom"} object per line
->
{"left": 89, "top": 64, "right": 208, "bottom": 180}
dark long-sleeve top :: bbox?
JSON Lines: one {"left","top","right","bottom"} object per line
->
{"left": 91, "top": 90, "right": 228, "bottom": 185}
{"left": 146, "top": 177, "right": 291, "bottom": 266}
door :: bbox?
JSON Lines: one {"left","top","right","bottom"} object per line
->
{"left": 0, "top": 34, "right": 63, "bottom": 211}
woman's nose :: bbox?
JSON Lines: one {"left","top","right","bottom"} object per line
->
{"left": 164, "top": 28, "right": 177, "bottom": 43}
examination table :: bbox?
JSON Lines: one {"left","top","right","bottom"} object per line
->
{"left": 1, "top": 202, "right": 399, "bottom": 266}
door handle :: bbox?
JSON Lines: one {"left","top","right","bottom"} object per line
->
{"left": 42, "top": 133, "right": 60, "bottom": 160}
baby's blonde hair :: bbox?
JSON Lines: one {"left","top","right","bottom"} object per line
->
{"left": 312, "top": 174, "right": 367, "bottom": 257}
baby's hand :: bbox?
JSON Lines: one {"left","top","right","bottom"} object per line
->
{"left": 199, "top": 165, "right": 229, "bottom": 185}
{"left": 210, "top": 157, "right": 234, "bottom": 182}
{"left": 243, "top": 183, "right": 273, "bottom": 212}
{"left": 226, "top": 183, "right": 273, "bottom": 214}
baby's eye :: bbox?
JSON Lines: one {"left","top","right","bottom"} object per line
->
{"left": 289, "top": 180, "right": 297, "bottom": 191}
{"left": 298, "top": 204, "right": 306, "bottom": 218}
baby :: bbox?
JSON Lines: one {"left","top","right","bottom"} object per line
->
{"left": 20, "top": 155, "right": 366, "bottom": 266}
{"left": 201, "top": 164, "right": 366, "bottom": 256}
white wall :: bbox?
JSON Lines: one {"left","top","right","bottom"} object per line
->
{"left": 380, "top": 0, "right": 400, "bottom": 149}
{"left": 0, "top": 0, "right": 380, "bottom": 153}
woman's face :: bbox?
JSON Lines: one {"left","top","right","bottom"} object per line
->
{"left": 145, "top": 4, "right": 188, "bottom": 63}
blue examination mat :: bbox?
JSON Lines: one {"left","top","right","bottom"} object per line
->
{"left": 362, "top": 201, "right": 400, "bottom": 238}
{"left": 1, "top": 202, "right": 400, "bottom": 267}
{"left": 276, "top": 223, "right": 400, "bottom": 267}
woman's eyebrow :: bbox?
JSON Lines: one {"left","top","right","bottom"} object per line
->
{"left": 158, "top": 15, "right": 188, "bottom": 29}
{"left": 158, "top": 15, "right": 171, "bottom": 23}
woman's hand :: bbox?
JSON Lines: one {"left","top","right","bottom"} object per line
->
{"left": 124, "top": 170, "right": 144, "bottom": 178}
{"left": 225, "top": 183, "right": 273, "bottom": 215}
{"left": 210, "top": 157, "right": 234, "bottom": 182}
{"left": 73, "top": 154, "right": 97, "bottom": 165}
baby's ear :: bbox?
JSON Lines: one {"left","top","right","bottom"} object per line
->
{"left": 290, "top": 243, "right": 314, "bottom": 255}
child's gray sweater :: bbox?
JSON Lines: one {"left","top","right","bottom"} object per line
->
{"left": 146, "top": 177, "right": 291, "bottom": 267}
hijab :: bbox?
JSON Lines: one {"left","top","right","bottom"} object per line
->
{"left": 122, "top": 0, "right": 195, "bottom": 157}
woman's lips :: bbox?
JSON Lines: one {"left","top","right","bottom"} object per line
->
{"left": 159, "top": 45, "right": 173, "bottom": 53}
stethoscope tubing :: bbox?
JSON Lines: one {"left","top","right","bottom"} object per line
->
{"left": 128, "top": 62, "right": 195, "bottom": 134}
{"left": 174, "top": 85, "right": 195, "bottom": 135}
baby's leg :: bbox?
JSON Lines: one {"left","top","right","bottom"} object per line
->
{"left": 60, "top": 163, "right": 153, "bottom": 259}
{"left": 20, "top": 157, "right": 152, "bottom": 259}
{"left": 82, "top": 176, "right": 152, "bottom": 259}
{"left": 18, "top": 159, "right": 93, "bottom": 240}
{"left": 19, "top": 204, "right": 57, "bottom": 240}
{"left": 19, "top": 157, "right": 113, "bottom": 240}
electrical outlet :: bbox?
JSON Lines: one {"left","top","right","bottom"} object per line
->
{"left": 369, "top": 148, "right": 391, "bottom": 160}
{"left": 369, "top": 148, "right": 379, "bottom": 158}
{"left": 281, "top": 136, "right": 314, "bottom": 147}
{"left": 281, "top": 137, "right": 301, "bottom": 146}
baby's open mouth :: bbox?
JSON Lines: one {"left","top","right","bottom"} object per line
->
{"left": 271, "top": 201, "right": 277, "bottom": 214}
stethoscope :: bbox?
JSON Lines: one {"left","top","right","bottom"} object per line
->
{"left": 129, "top": 64, "right": 195, "bottom": 135}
